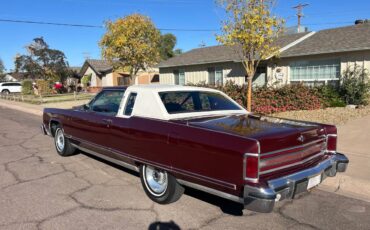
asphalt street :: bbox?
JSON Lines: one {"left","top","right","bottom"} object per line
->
{"left": 0, "top": 107, "right": 369, "bottom": 230}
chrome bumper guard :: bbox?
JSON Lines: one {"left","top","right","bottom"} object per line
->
{"left": 243, "top": 153, "right": 349, "bottom": 213}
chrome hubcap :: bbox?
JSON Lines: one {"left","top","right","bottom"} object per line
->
{"left": 55, "top": 129, "right": 65, "bottom": 152}
{"left": 144, "top": 165, "right": 168, "bottom": 196}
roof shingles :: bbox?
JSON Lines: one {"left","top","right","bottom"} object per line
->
{"left": 158, "top": 32, "right": 310, "bottom": 68}
{"left": 86, "top": 59, "right": 113, "bottom": 73}
{"left": 158, "top": 24, "right": 370, "bottom": 68}
{"left": 281, "top": 24, "right": 370, "bottom": 57}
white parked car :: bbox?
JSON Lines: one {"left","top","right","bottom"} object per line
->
{"left": 0, "top": 82, "right": 22, "bottom": 94}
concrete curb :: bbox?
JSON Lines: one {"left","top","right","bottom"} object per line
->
{"left": 0, "top": 100, "right": 42, "bottom": 116}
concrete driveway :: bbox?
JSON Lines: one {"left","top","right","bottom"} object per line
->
{"left": 0, "top": 107, "right": 370, "bottom": 230}
{"left": 320, "top": 114, "right": 370, "bottom": 202}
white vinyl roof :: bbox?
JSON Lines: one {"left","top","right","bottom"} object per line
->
{"left": 117, "top": 85, "right": 247, "bottom": 120}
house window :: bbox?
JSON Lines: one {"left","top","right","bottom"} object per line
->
{"left": 174, "top": 69, "right": 185, "bottom": 85}
{"left": 290, "top": 59, "right": 340, "bottom": 84}
{"left": 208, "top": 67, "right": 223, "bottom": 85}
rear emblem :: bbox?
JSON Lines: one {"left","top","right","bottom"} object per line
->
{"left": 298, "top": 135, "right": 305, "bottom": 143}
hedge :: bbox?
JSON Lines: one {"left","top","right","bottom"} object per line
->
{"left": 21, "top": 80, "right": 33, "bottom": 95}
{"left": 188, "top": 81, "right": 325, "bottom": 114}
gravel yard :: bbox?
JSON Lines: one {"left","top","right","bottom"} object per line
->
{"left": 273, "top": 106, "right": 370, "bottom": 125}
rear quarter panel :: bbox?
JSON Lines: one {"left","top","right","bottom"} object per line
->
{"left": 116, "top": 117, "right": 259, "bottom": 196}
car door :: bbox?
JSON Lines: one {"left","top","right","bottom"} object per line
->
{"left": 109, "top": 92, "right": 137, "bottom": 155}
{"left": 68, "top": 89, "right": 125, "bottom": 153}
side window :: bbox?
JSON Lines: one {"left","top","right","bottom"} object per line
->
{"left": 124, "top": 93, "right": 137, "bottom": 116}
{"left": 90, "top": 90, "right": 125, "bottom": 116}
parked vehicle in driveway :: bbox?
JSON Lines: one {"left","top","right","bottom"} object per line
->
{"left": 41, "top": 85, "right": 349, "bottom": 213}
{"left": 0, "top": 82, "right": 21, "bottom": 94}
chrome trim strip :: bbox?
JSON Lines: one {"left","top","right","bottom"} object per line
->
{"left": 177, "top": 179, "right": 243, "bottom": 204}
{"left": 72, "top": 144, "right": 139, "bottom": 172}
{"left": 261, "top": 137, "right": 326, "bottom": 156}
{"left": 260, "top": 142, "right": 326, "bottom": 165}
{"left": 69, "top": 136, "right": 236, "bottom": 190}
{"left": 260, "top": 150, "right": 326, "bottom": 175}
{"left": 243, "top": 140, "right": 260, "bottom": 183}
{"left": 326, "top": 134, "right": 337, "bottom": 137}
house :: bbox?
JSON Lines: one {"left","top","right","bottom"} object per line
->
{"left": 79, "top": 59, "right": 159, "bottom": 90}
{"left": 158, "top": 22, "right": 370, "bottom": 87}
{"left": 2, "top": 72, "right": 29, "bottom": 82}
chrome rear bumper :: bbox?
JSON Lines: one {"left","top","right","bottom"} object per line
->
{"left": 243, "top": 153, "right": 349, "bottom": 213}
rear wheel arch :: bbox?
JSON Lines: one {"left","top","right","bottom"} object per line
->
{"left": 50, "top": 120, "right": 61, "bottom": 137}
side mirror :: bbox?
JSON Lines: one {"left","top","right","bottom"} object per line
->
{"left": 83, "top": 104, "right": 90, "bottom": 111}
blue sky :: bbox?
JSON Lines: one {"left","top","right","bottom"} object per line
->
{"left": 1, "top": 0, "right": 370, "bottom": 70}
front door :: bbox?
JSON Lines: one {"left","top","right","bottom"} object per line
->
{"left": 69, "top": 89, "right": 125, "bottom": 153}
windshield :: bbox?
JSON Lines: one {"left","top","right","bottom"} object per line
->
{"left": 159, "top": 91, "right": 242, "bottom": 114}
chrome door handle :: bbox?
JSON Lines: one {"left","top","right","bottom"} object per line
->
{"left": 102, "top": 119, "right": 112, "bottom": 124}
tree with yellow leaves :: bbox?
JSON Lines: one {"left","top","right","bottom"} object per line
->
{"left": 100, "top": 14, "right": 161, "bottom": 83}
{"left": 217, "top": 0, "right": 284, "bottom": 111}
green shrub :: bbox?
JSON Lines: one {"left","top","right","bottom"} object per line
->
{"left": 252, "top": 84, "right": 322, "bottom": 114}
{"left": 188, "top": 81, "right": 322, "bottom": 114}
{"left": 340, "top": 65, "right": 370, "bottom": 105}
{"left": 21, "top": 80, "right": 33, "bottom": 95}
{"left": 81, "top": 74, "right": 92, "bottom": 86}
{"left": 313, "top": 85, "right": 346, "bottom": 107}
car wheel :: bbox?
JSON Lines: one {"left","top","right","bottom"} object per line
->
{"left": 140, "top": 165, "right": 184, "bottom": 204}
{"left": 2, "top": 89, "right": 10, "bottom": 95}
{"left": 54, "top": 126, "right": 76, "bottom": 157}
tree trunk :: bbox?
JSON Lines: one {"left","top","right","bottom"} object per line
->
{"left": 247, "top": 76, "right": 252, "bottom": 111}
{"left": 245, "top": 61, "right": 255, "bottom": 112}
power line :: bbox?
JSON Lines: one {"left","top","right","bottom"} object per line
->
{"left": 0, "top": 19, "right": 103, "bottom": 28}
{"left": 0, "top": 18, "right": 219, "bottom": 32}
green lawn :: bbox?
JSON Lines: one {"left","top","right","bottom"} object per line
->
{"left": 0, "top": 93, "right": 95, "bottom": 104}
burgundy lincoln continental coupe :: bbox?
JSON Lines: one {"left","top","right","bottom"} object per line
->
{"left": 41, "top": 85, "right": 348, "bottom": 213}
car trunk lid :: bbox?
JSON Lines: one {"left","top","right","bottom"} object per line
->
{"left": 182, "top": 114, "right": 327, "bottom": 179}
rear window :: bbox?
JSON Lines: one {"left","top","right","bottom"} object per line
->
{"left": 159, "top": 91, "right": 241, "bottom": 114}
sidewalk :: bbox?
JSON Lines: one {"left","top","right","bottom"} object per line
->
{"left": 320, "top": 114, "right": 370, "bottom": 202}
{"left": 0, "top": 99, "right": 89, "bottom": 116}
{"left": 1, "top": 98, "right": 370, "bottom": 202}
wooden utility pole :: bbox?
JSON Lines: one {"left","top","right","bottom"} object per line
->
{"left": 293, "top": 3, "right": 309, "bottom": 32}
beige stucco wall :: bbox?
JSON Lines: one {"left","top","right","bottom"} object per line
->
{"left": 160, "top": 62, "right": 246, "bottom": 86}
{"left": 160, "top": 50, "right": 370, "bottom": 87}
{"left": 83, "top": 67, "right": 101, "bottom": 87}
{"left": 102, "top": 72, "right": 114, "bottom": 86}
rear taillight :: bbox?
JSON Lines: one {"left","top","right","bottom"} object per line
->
{"left": 326, "top": 134, "right": 337, "bottom": 153}
{"left": 244, "top": 153, "right": 259, "bottom": 182}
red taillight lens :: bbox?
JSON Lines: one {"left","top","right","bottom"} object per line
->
{"left": 327, "top": 135, "right": 337, "bottom": 152}
{"left": 244, "top": 154, "right": 259, "bottom": 182}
